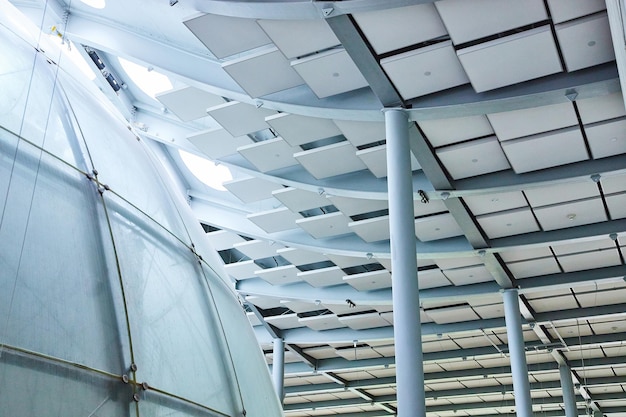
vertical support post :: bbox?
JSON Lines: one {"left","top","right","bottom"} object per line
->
{"left": 272, "top": 338, "right": 285, "bottom": 403}
{"left": 502, "top": 289, "right": 533, "bottom": 417}
{"left": 384, "top": 109, "right": 425, "bottom": 417}
{"left": 560, "top": 364, "right": 578, "bottom": 417}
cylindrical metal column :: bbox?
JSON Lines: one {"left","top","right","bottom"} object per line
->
{"left": 502, "top": 289, "right": 533, "bottom": 417}
{"left": 384, "top": 109, "right": 425, "bottom": 417}
{"left": 559, "top": 364, "right": 578, "bottom": 417}
{"left": 272, "top": 338, "right": 285, "bottom": 403}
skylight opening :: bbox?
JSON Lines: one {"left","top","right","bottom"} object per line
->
{"left": 48, "top": 35, "right": 97, "bottom": 80}
{"left": 179, "top": 150, "right": 232, "bottom": 191}
{"left": 118, "top": 57, "right": 172, "bottom": 99}
{"left": 79, "top": 0, "right": 106, "bottom": 9}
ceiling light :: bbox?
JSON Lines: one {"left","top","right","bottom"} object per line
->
{"left": 567, "top": 213, "right": 576, "bottom": 221}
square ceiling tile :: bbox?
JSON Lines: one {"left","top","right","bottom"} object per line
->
{"left": 247, "top": 207, "right": 302, "bottom": 233}
{"left": 606, "top": 192, "right": 626, "bottom": 219}
{"left": 205, "top": 229, "right": 245, "bottom": 251}
{"left": 237, "top": 137, "right": 299, "bottom": 172}
{"left": 343, "top": 270, "right": 392, "bottom": 291}
{"left": 555, "top": 12, "right": 614, "bottom": 72}
{"left": 435, "top": 0, "right": 548, "bottom": 44}
{"left": 500, "top": 246, "right": 554, "bottom": 262}
{"left": 558, "top": 249, "right": 621, "bottom": 273}
{"left": 381, "top": 40, "right": 469, "bottom": 100}
{"left": 547, "top": 0, "right": 606, "bottom": 24}
{"left": 187, "top": 128, "right": 253, "bottom": 159}
{"left": 298, "top": 266, "right": 346, "bottom": 288}
{"left": 294, "top": 141, "right": 367, "bottom": 179}
{"left": 333, "top": 119, "right": 386, "bottom": 147}
{"left": 246, "top": 311, "right": 261, "bottom": 326}
{"left": 257, "top": 19, "right": 339, "bottom": 59}
{"left": 276, "top": 247, "right": 329, "bottom": 266}
{"left": 324, "top": 254, "right": 370, "bottom": 269}
{"left": 507, "top": 257, "right": 561, "bottom": 279}
{"left": 272, "top": 187, "right": 330, "bottom": 213}
{"left": 601, "top": 173, "right": 626, "bottom": 194}
{"left": 349, "top": 215, "right": 390, "bottom": 243}
{"left": 353, "top": 3, "right": 447, "bottom": 54}
{"left": 156, "top": 86, "right": 225, "bottom": 122}
{"left": 222, "top": 47, "right": 303, "bottom": 98}
{"left": 299, "top": 314, "right": 345, "bottom": 331}
{"left": 477, "top": 207, "right": 540, "bottom": 239}
{"left": 552, "top": 237, "right": 614, "bottom": 255}
{"left": 524, "top": 180, "right": 599, "bottom": 207}
{"left": 436, "top": 136, "right": 510, "bottom": 179}
{"left": 419, "top": 268, "right": 452, "bottom": 289}
{"left": 245, "top": 295, "right": 279, "bottom": 310}
{"left": 357, "top": 144, "right": 421, "bottom": 178}
{"left": 414, "top": 212, "right": 464, "bottom": 242}
{"left": 576, "top": 92, "right": 626, "bottom": 124}
{"left": 533, "top": 197, "right": 607, "bottom": 231}
{"left": 501, "top": 126, "right": 588, "bottom": 173}
{"left": 223, "top": 177, "right": 283, "bottom": 203}
{"left": 457, "top": 26, "right": 562, "bottom": 93}
{"left": 224, "top": 260, "right": 259, "bottom": 280}
{"left": 442, "top": 265, "right": 493, "bottom": 286}
{"left": 418, "top": 115, "right": 493, "bottom": 147}
{"left": 463, "top": 191, "right": 528, "bottom": 215}
{"left": 265, "top": 313, "right": 305, "bottom": 330}
{"left": 265, "top": 112, "right": 341, "bottom": 147}
{"left": 436, "top": 256, "right": 482, "bottom": 270}
{"left": 338, "top": 312, "right": 390, "bottom": 330}
{"left": 585, "top": 117, "right": 626, "bottom": 159}
{"left": 207, "top": 101, "right": 277, "bottom": 137}
{"left": 255, "top": 264, "right": 301, "bottom": 285}
{"left": 424, "top": 304, "right": 480, "bottom": 324}
{"left": 281, "top": 300, "right": 324, "bottom": 314}
{"left": 291, "top": 48, "right": 368, "bottom": 98}
{"left": 184, "top": 13, "right": 271, "bottom": 59}
{"left": 487, "top": 102, "right": 578, "bottom": 141}
{"left": 296, "top": 211, "right": 352, "bottom": 239}
{"left": 233, "top": 239, "right": 283, "bottom": 259}
{"left": 327, "top": 195, "right": 388, "bottom": 216}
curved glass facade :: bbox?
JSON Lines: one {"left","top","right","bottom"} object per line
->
{"left": 0, "top": 4, "right": 282, "bottom": 416}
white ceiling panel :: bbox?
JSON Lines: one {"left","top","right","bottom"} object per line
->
{"left": 601, "top": 173, "right": 626, "bottom": 194}
{"left": 327, "top": 195, "right": 388, "bottom": 216}
{"left": 291, "top": 48, "right": 368, "bottom": 98}
{"left": 487, "top": 102, "right": 577, "bottom": 141}
{"left": 265, "top": 112, "right": 341, "bottom": 147}
{"left": 338, "top": 312, "right": 390, "bottom": 330}
{"left": 501, "top": 126, "right": 588, "bottom": 173}
{"left": 547, "top": 0, "right": 606, "bottom": 24}
{"left": 357, "top": 144, "right": 421, "bottom": 178}
{"left": 257, "top": 19, "right": 339, "bottom": 59}
{"left": 419, "top": 268, "right": 452, "bottom": 289}
{"left": 281, "top": 300, "right": 324, "bottom": 314}
{"left": 414, "top": 212, "right": 464, "bottom": 242}
{"left": 473, "top": 304, "right": 505, "bottom": 319}
{"left": 276, "top": 247, "right": 329, "bottom": 266}
{"left": 246, "top": 311, "right": 261, "bottom": 327}
{"left": 442, "top": 265, "right": 493, "bottom": 286}
{"left": 247, "top": 207, "right": 302, "bottom": 233}
{"left": 296, "top": 211, "right": 352, "bottom": 239}
{"left": 477, "top": 207, "right": 540, "bottom": 239}
{"left": 457, "top": 26, "right": 562, "bottom": 93}
{"left": 343, "top": 270, "right": 392, "bottom": 291}
{"left": 552, "top": 237, "right": 614, "bottom": 255}
{"left": 500, "top": 246, "right": 554, "bottom": 262}
{"left": 223, "top": 260, "right": 259, "bottom": 280}
{"left": 507, "top": 257, "right": 561, "bottom": 279}
{"left": 298, "top": 266, "right": 346, "bottom": 288}
{"left": 272, "top": 187, "right": 330, "bottom": 213}
{"left": 205, "top": 229, "right": 245, "bottom": 251}
{"left": 223, "top": 177, "right": 282, "bottom": 203}
{"left": 606, "top": 192, "right": 626, "bottom": 219}
{"left": 183, "top": 13, "right": 271, "bottom": 59}
{"left": 233, "top": 239, "right": 283, "bottom": 259}
{"left": 335, "top": 346, "right": 384, "bottom": 361}
{"left": 436, "top": 136, "right": 510, "bottom": 179}
{"left": 187, "top": 128, "right": 253, "bottom": 159}
{"left": 207, "top": 101, "right": 277, "bottom": 137}
{"left": 463, "top": 191, "right": 528, "bottom": 216}
{"left": 414, "top": 199, "right": 448, "bottom": 217}
{"left": 333, "top": 119, "right": 386, "bottom": 147}
{"left": 418, "top": 115, "right": 493, "bottom": 147}
{"left": 425, "top": 304, "right": 480, "bottom": 324}
{"left": 528, "top": 295, "right": 579, "bottom": 312}
{"left": 525, "top": 180, "right": 599, "bottom": 208}
{"left": 349, "top": 215, "right": 390, "bottom": 243}
{"left": 558, "top": 249, "right": 621, "bottom": 273}
{"left": 577, "top": 288, "right": 626, "bottom": 308}
{"left": 585, "top": 117, "right": 626, "bottom": 159}
{"left": 246, "top": 295, "right": 279, "bottom": 310}
{"left": 156, "top": 86, "right": 225, "bottom": 122}
{"left": 436, "top": 256, "right": 482, "bottom": 270}
{"left": 435, "top": 0, "right": 548, "bottom": 44}
{"left": 533, "top": 197, "right": 607, "bottom": 231}
{"left": 576, "top": 92, "right": 626, "bottom": 124}
{"left": 294, "top": 141, "right": 367, "bottom": 179}
{"left": 325, "top": 254, "right": 370, "bottom": 269}
{"left": 255, "top": 265, "right": 301, "bottom": 285}
{"left": 555, "top": 12, "right": 614, "bottom": 72}
{"left": 353, "top": 3, "right": 447, "bottom": 54}
{"left": 265, "top": 313, "right": 305, "bottom": 330}
{"left": 381, "top": 40, "right": 469, "bottom": 100}
{"left": 222, "top": 47, "right": 304, "bottom": 98}
{"left": 237, "top": 137, "right": 299, "bottom": 173}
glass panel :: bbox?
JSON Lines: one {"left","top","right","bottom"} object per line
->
{"left": 139, "top": 390, "right": 228, "bottom": 417}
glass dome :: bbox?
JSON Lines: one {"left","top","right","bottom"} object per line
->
{"left": 0, "top": 3, "right": 283, "bottom": 416}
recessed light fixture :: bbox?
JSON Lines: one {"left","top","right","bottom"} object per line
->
{"left": 567, "top": 213, "right": 576, "bottom": 221}
{"left": 587, "top": 40, "right": 596, "bottom": 47}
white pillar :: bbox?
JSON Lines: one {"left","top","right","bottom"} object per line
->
{"left": 560, "top": 364, "right": 578, "bottom": 417}
{"left": 272, "top": 338, "right": 285, "bottom": 403}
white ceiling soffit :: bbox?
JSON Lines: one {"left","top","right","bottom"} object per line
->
{"left": 606, "top": 192, "right": 626, "bottom": 219}
{"left": 224, "top": 260, "right": 259, "bottom": 280}
{"left": 237, "top": 137, "right": 299, "bottom": 173}
{"left": 476, "top": 207, "right": 541, "bottom": 239}
{"left": 558, "top": 249, "right": 621, "bottom": 273}
{"left": 265, "top": 313, "right": 305, "bottom": 330}
{"left": 418, "top": 268, "right": 453, "bottom": 289}
{"left": 291, "top": 48, "right": 369, "bottom": 98}
{"left": 254, "top": 265, "right": 301, "bottom": 286}
{"left": 435, "top": 0, "right": 548, "bottom": 44}
{"left": 601, "top": 172, "right": 626, "bottom": 194}
{"left": 276, "top": 247, "right": 329, "bottom": 266}
{"left": 457, "top": 26, "right": 562, "bottom": 93}
{"left": 442, "top": 264, "right": 494, "bottom": 286}
{"left": 295, "top": 211, "right": 353, "bottom": 239}
{"left": 246, "top": 207, "right": 302, "bottom": 233}
{"left": 507, "top": 257, "right": 561, "bottom": 280}
{"left": 501, "top": 126, "right": 588, "bottom": 174}
{"left": 352, "top": 3, "right": 447, "bottom": 55}
{"left": 327, "top": 195, "right": 388, "bottom": 217}
{"left": 280, "top": 300, "right": 325, "bottom": 314}
{"left": 343, "top": 270, "right": 392, "bottom": 292}
{"left": 338, "top": 312, "right": 392, "bottom": 330}
{"left": 424, "top": 304, "right": 480, "bottom": 325}
{"left": 435, "top": 136, "right": 510, "bottom": 179}
{"left": 414, "top": 212, "right": 464, "bottom": 242}
{"left": 584, "top": 117, "right": 626, "bottom": 159}
{"left": 298, "top": 266, "right": 346, "bottom": 288}
{"left": 156, "top": 86, "right": 225, "bottom": 122}
{"left": 233, "top": 239, "right": 284, "bottom": 259}
{"left": 183, "top": 13, "right": 271, "bottom": 59}
{"left": 222, "top": 47, "right": 304, "bottom": 98}
{"left": 524, "top": 180, "right": 599, "bottom": 207}
{"left": 349, "top": 215, "right": 390, "bottom": 243}
{"left": 576, "top": 92, "right": 626, "bottom": 124}
{"left": 333, "top": 119, "right": 385, "bottom": 148}
{"left": 298, "top": 314, "right": 345, "bottom": 331}
{"left": 533, "top": 197, "right": 607, "bottom": 231}
{"left": 294, "top": 141, "right": 367, "bottom": 179}
{"left": 222, "top": 177, "right": 283, "bottom": 203}
{"left": 207, "top": 101, "right": 277, "bottom": 137}
{"left": 265, "top": 113, "right": 341, "bottom": 147}
{"left": 256, "top": 19, "right": 339, "bottom": 59}
{"left": 555, "top": 12, "right": 614, "bottom": 73}
{"left": 187, "top": 128, "right": 253, "bottom": 160}
{"left": 546, "top": 0, "right": 606, "bottom": 24}
{"left": 463, "top": 191, "right": 528, "bottom": 216}
{"left": 418, "top": 114, "right": 493, "bottom": 148}
{"left": 272, "top": 187, "right": 330, "bottom": 213}
{"left": 487, "top": 102, "right": 578, "bottom": 141}
{"left": 356, "top": 144, "right": 421, "bottom": 178}
{"left": 381, "top": 40, "right": 469, "bottom": 100}
{"left": 205, "top": 229, "right": 246, "bottom": 251}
